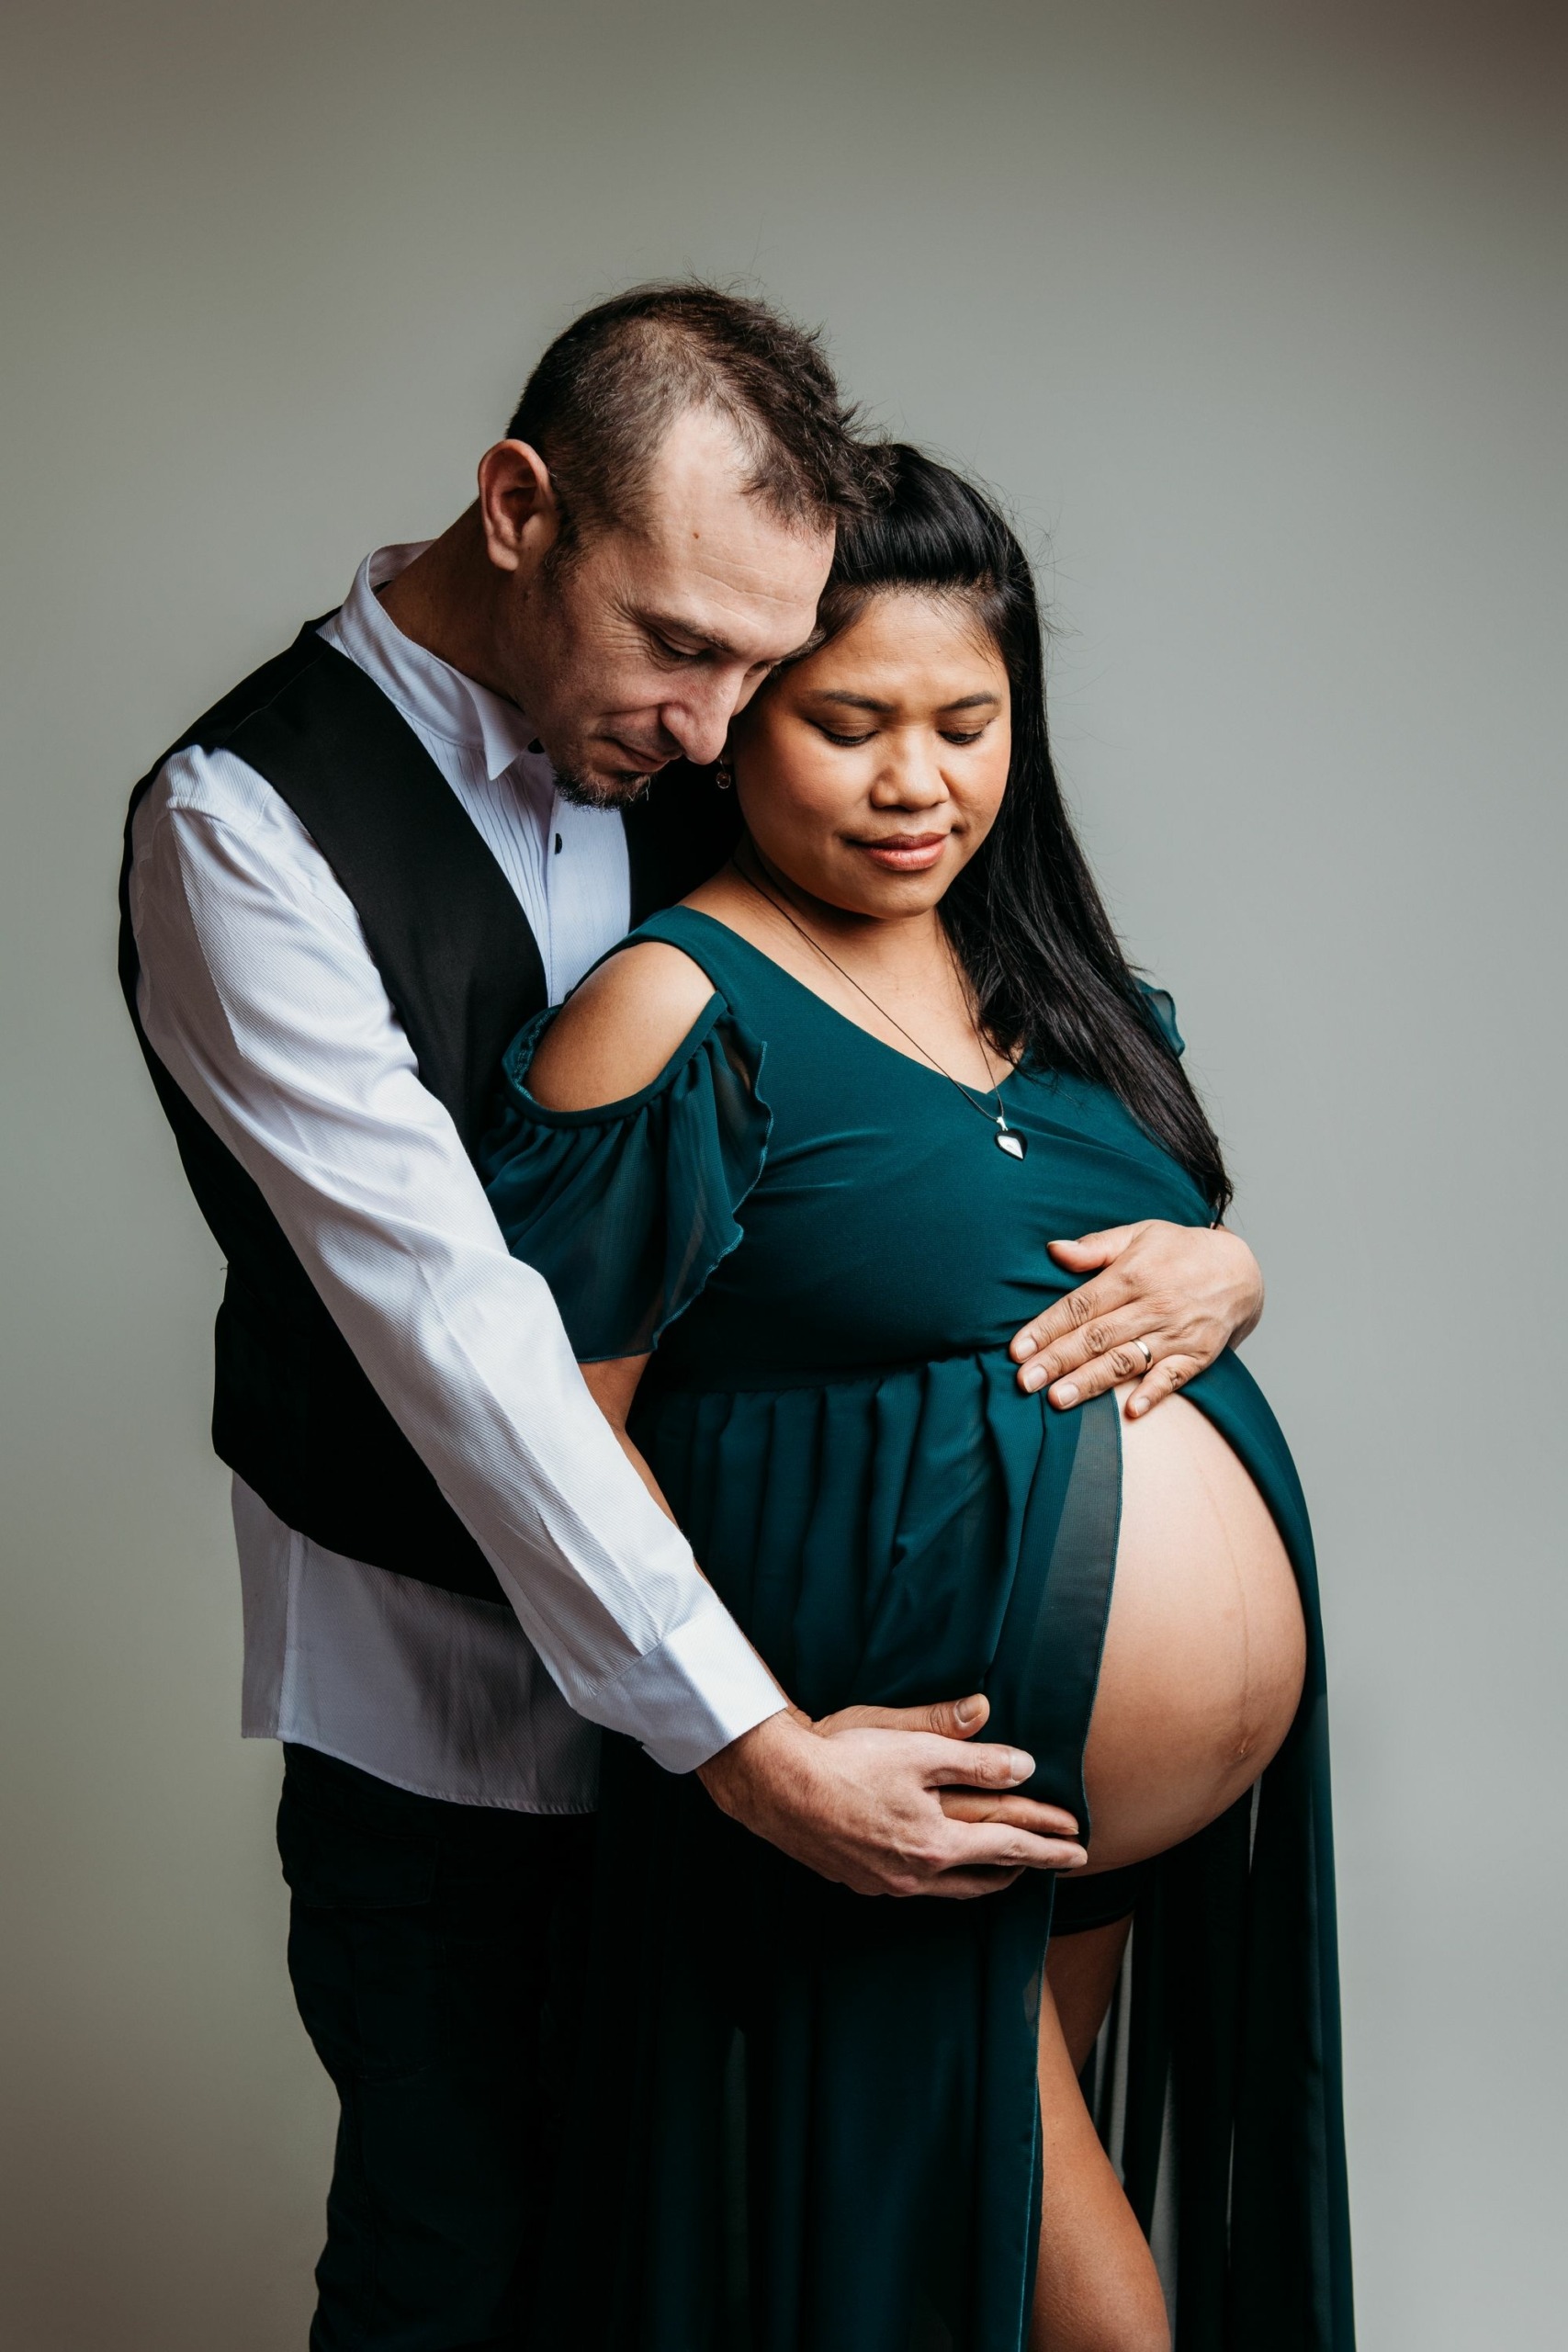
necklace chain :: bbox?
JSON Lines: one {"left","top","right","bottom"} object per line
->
{"left": 732, "top": 858, "right": 1016, "bottom": 1139}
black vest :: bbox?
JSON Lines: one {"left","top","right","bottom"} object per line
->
{"left": 119, "top": 616, "right": 739, "bottom": 1605}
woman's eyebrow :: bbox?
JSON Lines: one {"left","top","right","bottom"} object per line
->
{"left": 810, "top": 689, "right": 1002, "bottom": 713}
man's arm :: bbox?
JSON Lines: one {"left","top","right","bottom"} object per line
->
{"left": 130, "top": 750, "right": 783, "bottom": 1773}
{"left": 1008, "top": 1221, "right": 1264, "bottom": 1416}
{"left": 130, "top": 752, "right": 1085, "bottom": 1896}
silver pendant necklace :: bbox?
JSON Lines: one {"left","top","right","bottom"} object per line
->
{"left": 734, "top": 861, "right": 1028, "bottom": 1162}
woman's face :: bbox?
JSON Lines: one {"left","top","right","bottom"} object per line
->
{"left": 730, "top": 590, "right": 1012, "bottom": 918}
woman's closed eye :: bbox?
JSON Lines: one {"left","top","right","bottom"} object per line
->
{"left": 813, "top": 721, "right": 993, "bottom": 749}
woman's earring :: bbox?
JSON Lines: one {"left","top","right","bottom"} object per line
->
{"left": 715, "top": 756, "right": 733, "bottom": 791}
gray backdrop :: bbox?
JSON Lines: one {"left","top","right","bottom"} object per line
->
{"left": 2, "top": 3, "right": 1562, "bottom": 2345}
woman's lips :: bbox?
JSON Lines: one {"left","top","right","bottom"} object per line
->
{"left": 852, "top": 833, "right": 950, "bottom": 873}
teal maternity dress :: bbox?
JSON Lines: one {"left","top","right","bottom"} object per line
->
{"left": 479, "top": 908, "right": 1353, "bottom": 2352}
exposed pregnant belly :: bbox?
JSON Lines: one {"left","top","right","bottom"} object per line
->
{"left": 1079, "top": 1390, "right": 1306, "bottom": 1873}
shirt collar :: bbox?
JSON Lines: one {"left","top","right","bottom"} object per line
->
{"left": 332, "top": 543, "right": 542, "bottom": 784}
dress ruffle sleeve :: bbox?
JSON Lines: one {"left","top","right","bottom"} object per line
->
{"left": 478, "top": 996, "right": 771, "bottom": 1363}
{"left": 1136, "top": 979, "right": 1185, "bottom": 1057}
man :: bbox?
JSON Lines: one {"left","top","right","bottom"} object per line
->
{"left": 121, "top": 285, "right": 1263, "bottom": 2347}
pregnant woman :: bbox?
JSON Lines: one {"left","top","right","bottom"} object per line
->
{"left": 480, "top": 449, "right": 1353, "bottom": 2350}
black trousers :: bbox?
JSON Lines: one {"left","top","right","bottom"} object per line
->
{"left": 276, "top": 1744, "right": 595, "bottom": 2352}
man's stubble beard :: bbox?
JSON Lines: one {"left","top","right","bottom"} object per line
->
{"left": 547, "top": 762, "right": 654, "bottom": 811}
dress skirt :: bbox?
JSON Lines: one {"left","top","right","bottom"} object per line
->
{"left": 535, "top": 1351, "right": 1347, "bottom": 2352}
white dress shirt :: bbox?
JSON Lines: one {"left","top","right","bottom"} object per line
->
{"left": 129, "top": 543, "right": 782, "bottom": 1809}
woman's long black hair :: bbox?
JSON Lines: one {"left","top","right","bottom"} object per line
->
{"left": 817, "top": 445, "right": 1232, "bottom": 1216}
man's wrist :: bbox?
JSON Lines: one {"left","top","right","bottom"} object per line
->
{"left": 696, "top": 1704, "right": 802, "bottom": 1808}
{"left": 696, "top": 1706, "right": 836, "bottom": 1847}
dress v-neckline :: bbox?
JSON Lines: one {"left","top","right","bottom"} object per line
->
{"left": 666, "top": 904, "right": 1024, "bottom": 1102}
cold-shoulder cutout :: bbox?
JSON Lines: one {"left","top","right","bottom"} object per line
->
{"left": 526, "top": 939, "right": 721, "bottom": 1113}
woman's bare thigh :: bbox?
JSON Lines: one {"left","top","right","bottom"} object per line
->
{"left": 1046, "top": 1917, "right": 1132, "bottom": 2077}
{"left": 1032, "top": 1961, "right": 1169, "bottom": 2352}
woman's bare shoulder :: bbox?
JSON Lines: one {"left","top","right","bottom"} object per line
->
{"left": 525, "top": 942, "right": 718, "bottom": 1112}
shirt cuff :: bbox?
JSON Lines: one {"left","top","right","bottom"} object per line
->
{"left": 591, "top": 1586, "right": 785, "bottom": 1774}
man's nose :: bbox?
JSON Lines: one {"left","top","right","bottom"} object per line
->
{"left": 660, "top": 675, "right": 744, "bottom": 770}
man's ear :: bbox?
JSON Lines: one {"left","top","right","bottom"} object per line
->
{"left": 476, "top": 439, "right": 560, "bottom": 576}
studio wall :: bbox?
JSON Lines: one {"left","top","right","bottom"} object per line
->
{"left": 1, "top": 4, "right": 1562, "bottom": 2344}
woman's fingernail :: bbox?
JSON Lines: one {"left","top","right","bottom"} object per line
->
{"left": 1021, "top": 1364, "right": 1046, "bottom": 1393}
{"left": 956, "top": 1696, "right": 986, "bottom": 1725}
{"left": 1051, "top": 1382, "right": 1078, "bottom": 1407}
{"left": 1129, "top": 1396, "right": 1148, "bottom": 1418}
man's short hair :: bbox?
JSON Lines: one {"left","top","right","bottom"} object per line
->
{"left": 507, "top": 282, "right": 879, "bottom": 547}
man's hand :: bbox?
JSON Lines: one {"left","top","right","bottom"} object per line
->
{"left": 1009, "top": 1220, "right": 1263, "bottom": 1419}
{"left": 697, "top": 1693, "right": 1088, "bottom": 1899}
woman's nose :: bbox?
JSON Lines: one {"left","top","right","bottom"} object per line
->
{"left": 870, "top": 741, "right": 949, "bottom": 808}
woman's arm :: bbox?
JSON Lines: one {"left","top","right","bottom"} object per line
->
{"left": 580, "top": 1356, "right": 679, "bottom": 1525}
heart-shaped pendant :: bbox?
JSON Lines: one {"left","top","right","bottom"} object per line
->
{"left": 996, "top": 1129, "right": 1026, "bottom": 1160}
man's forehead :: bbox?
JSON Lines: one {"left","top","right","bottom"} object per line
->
{"left": 606, "top": 415, "right": 833, "bottom": 651}
{"left": 629, "top": 535, "right": 828, "bottom": 641}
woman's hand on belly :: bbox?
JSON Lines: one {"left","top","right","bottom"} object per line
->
{"left": 1010, "top": 1220, "right": 1263, "bottom": 1418}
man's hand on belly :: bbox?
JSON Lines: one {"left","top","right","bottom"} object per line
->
{"left": 1008, "top": 1220, "right": 1264, "bottom": 1419}
{"left": 697, "top": 1692, "right": 1089, "bottom": 1899}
